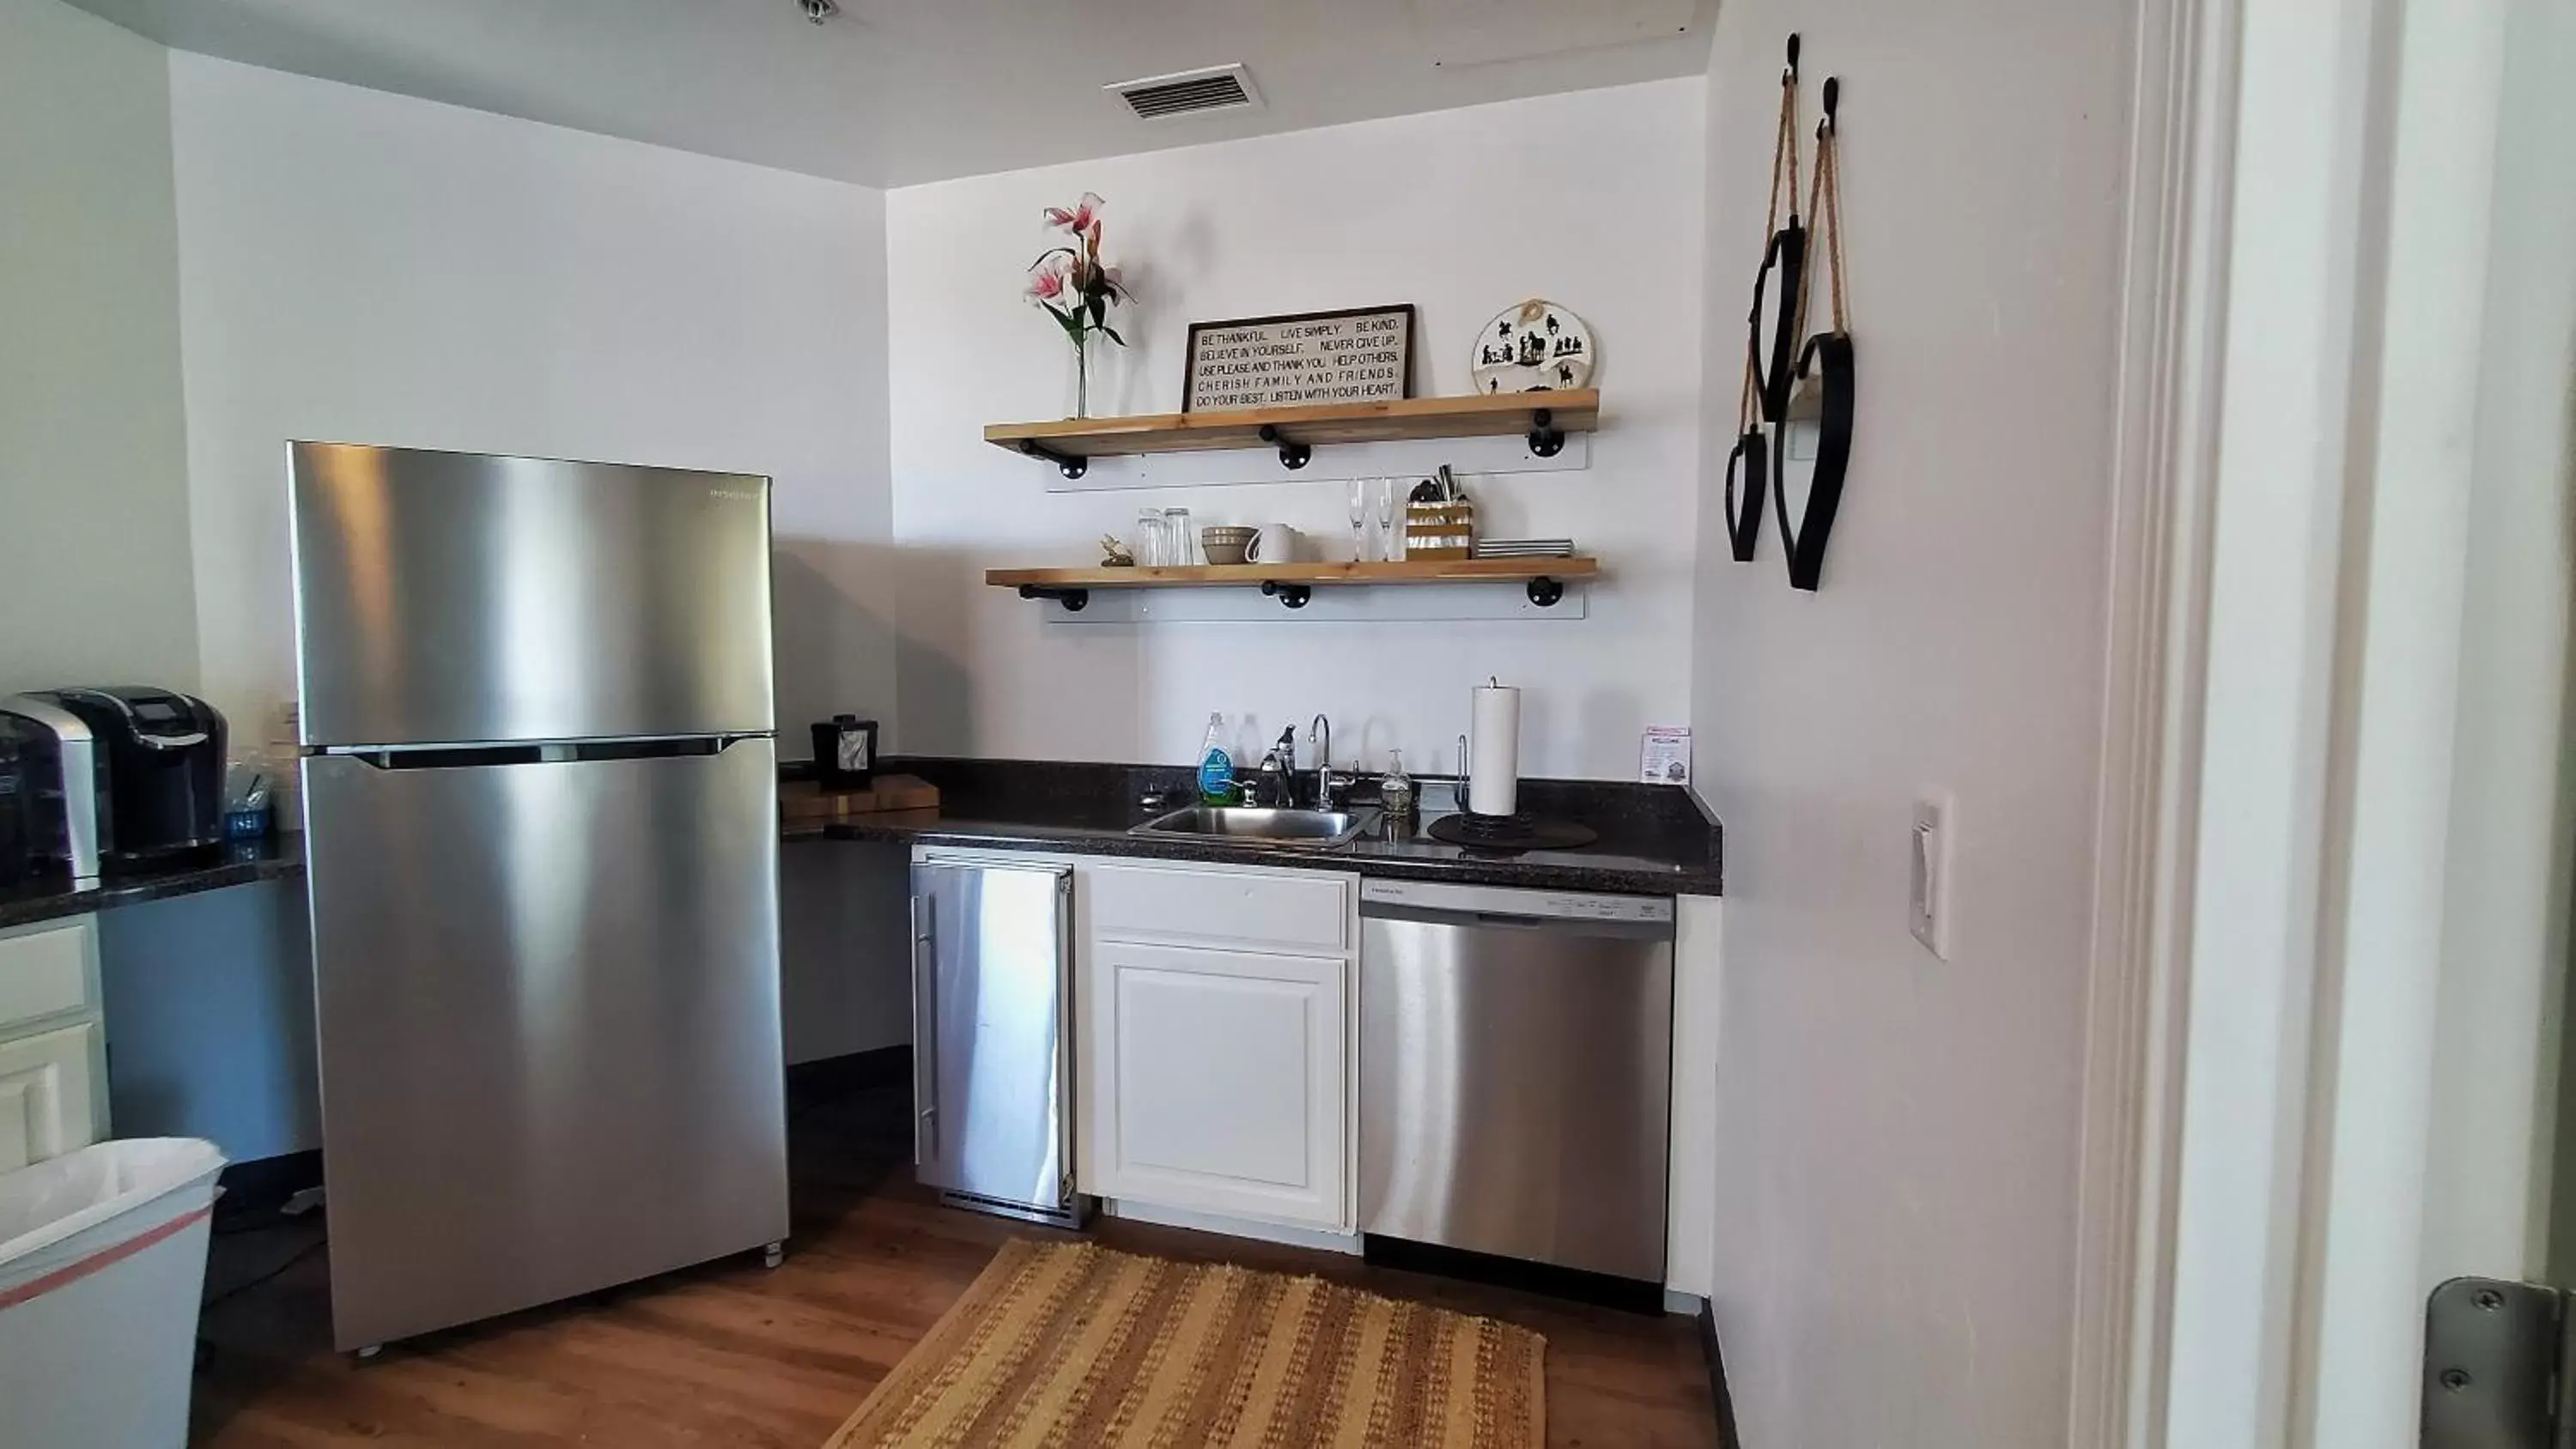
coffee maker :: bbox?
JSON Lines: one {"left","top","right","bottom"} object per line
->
{"left": 1, "top": 688, "right": 226, "bottom": 877}
{"left": 0, "top": 697, "right": 101, "bottom": 886}
{"left": 0, "top": 714, "right": 45, "bottom": 888}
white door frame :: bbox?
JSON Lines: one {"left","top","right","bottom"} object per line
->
{"left": 2064, "top": 0, "right": 2239, "bottom": 1440}
{"left": 2068, "top": 0, "right": 2537, "bottom": 1443}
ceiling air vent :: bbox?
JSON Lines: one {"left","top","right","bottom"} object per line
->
{"left": 1107, "top": 64, "right": 1264, "bottom": 122}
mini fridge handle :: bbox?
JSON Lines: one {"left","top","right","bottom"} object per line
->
{"left": 909, "top": 893, "right": 937, "bottom": 1165}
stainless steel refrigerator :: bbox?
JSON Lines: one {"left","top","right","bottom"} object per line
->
{"left": 289, "top": 442, "right": 788, "bottom": 1354}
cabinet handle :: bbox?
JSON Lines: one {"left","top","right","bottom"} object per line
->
{"left": 909, "top": 894, "right": 937, "bottom": 1164}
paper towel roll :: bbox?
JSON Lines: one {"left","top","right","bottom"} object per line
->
{"left": 1468, "top": 680, "right": 1521, "bottom": 817}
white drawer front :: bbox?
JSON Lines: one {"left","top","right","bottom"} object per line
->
{"left": 0, "top": 1019, "right": 102, "bottom": 1172}
{"left": 1085, "top": 864, "right": 1351, "bottom": 954}
{"left": 0, "top": 919, "right": 96, "bottom": 1034}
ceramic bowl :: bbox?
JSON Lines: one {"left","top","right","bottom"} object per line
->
{"left": 1200, "top": 526, "right": 1256, "bottom": 566}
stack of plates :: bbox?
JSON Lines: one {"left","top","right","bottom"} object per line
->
{"left": 1473, "top": 539, "right": 1577, "bottom": 559}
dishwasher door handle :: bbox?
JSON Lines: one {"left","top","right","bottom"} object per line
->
{"left": 1361, "top": 901, "right": 1676, "bottom": 943}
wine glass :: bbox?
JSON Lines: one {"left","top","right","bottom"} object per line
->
{"left": 1376, "top": 477, "right": 1401, "bottom": 561}
{"left": 1349, "top": 479, "right": 1371, "bottom": 562}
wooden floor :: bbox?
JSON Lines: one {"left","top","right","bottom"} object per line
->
{"left": 191, "top": 1080, "right": 1717, "bottom": 1447}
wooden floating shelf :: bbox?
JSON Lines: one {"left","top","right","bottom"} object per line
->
{"left": 986, "top": 391, "right": 1599, "bottom": 478}
{"left": 987, "top": 556, "right": 1598, "bottom": 611}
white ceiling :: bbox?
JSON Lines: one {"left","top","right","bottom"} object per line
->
{"left": 67, "top": 0, "right": 1715, "bottom": 187}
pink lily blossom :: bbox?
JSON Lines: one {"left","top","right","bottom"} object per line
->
{"left": 1042, "top": 191, "right": 1104, "bottom": 234}
{"left": 1025, "top": 255, "right": 1069, "bottom": 305}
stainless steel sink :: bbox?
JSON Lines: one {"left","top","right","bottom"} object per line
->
{"left": 1131, "top": 805, "right": 1373, "bottom": 847}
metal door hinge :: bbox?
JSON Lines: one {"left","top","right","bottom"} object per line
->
{"left": 2425, "top": 1276, "right": 2575, "bottom": 1447}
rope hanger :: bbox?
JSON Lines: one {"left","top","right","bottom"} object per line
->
{"left": 1723, "top": 34, "right": 1807, "bottom": 564}
{"left": 1723, "top": 39, "right": 1858, "bottom": 591}
{"left": 1776, "top": 74, "right": 1855, "bottom": 593}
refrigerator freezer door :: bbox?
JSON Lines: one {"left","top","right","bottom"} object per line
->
{"left": 290, "top": 443, "right": 775, "bottom": 747}
{"left": 304, "top": 738, "right": 787, "bottom": 1351}
{"left": 909, "top": 860, "right": 1073, "bottom": 1215}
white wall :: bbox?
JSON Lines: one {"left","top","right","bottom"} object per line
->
{"left": 166, "top": 52, "right": 897, "bottom": 747}
{"left": 110, "top": 55, "right": 911, "bottom": 1151}
{"left": 1686, "top": 4, "right": 2132, "bottom": 1446}
{"left": 884, "top": 81, "right": 1704, "bottom": 779}
{"left": 0, "top": 0, "right": 197, "bottom": 694}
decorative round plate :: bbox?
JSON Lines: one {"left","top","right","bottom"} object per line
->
{"left": 1471, "top": 299, "right": 1595, "bottom": 394}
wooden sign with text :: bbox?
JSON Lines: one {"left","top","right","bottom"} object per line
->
{"left": 1182, "top": 305, "right": 1415, "bottom": 412}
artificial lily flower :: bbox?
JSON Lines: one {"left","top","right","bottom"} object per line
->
{"left": 1026, "top": 255, "right": 1070, "bottom": 304}
{"left": 1042, "top": 191, "right": 1104, "bottom": 234}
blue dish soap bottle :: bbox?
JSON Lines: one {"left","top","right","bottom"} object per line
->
{"left": 1196, "top": 713, "right": 1237, "bottom": 806}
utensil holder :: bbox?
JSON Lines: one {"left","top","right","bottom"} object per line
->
{"left": 1405, "top": 501, "right": 1476, "bottom": 561}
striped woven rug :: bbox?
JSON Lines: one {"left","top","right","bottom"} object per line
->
{"left": 825, "top": 1239, "right": 1546, "bottom": 1448}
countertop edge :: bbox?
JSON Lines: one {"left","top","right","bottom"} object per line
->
{"left": 0, "top": 855, "right": 307, "bottom": 931}
{"left": 823, "top": 816, "right": 1722, "bottom": 898}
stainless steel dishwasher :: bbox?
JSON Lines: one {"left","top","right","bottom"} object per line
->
{"left": 1359, "top": 877, "right": 1674, "bottom": 1288}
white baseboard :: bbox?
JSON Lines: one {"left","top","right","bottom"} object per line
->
{"left": 1103, "top": 1198, "right": 1364, "bottom": 1256}
{"left": 1663, "top": 1288, "right": 1707, "bottom": 1317}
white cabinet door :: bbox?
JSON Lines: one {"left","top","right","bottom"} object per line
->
{"left": 1082, "top": 941, "right": 1347, "bottom": 1229}
{"left": 0, "top": 1020, "right": 102, "bottom": 1172}
{"left": 0, "top": 917, "right": 98, "bottom": 1034}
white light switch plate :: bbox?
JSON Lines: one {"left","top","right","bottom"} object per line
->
{"left": 1911, "top": 795, "right": 1954, "bottom": 960}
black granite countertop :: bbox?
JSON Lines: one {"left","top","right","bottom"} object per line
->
{"left": 0, "top": 756, "right": 1720, "bottom": 930}
{"left": 0, "top": 834, "right": 307, "bottom": 931}
{"left": 823, "top": 757, "right": 1722, "bottom": 897}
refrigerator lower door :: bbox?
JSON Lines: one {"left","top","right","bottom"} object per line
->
{"left": 909, "top": 859, "right": 1075, "bottom": 1222}
{"left": 303, "top": 737, "right": 786, "bottom": 1351}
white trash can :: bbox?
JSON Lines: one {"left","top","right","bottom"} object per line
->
{"left": 0, "top": 1137, "right": 228, "bottom": 1449}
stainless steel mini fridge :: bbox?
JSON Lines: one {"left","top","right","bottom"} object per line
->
{"left": 289, "top": 442, "right": 789, "bottom": 1353}
{"left": 908, "top": 854, "right": 1082, "bottom": 1228}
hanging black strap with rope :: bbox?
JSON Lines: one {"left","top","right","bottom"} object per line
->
{"left": 1724, "top": 34, "right": 1806, "bottom": 563}
{"left": 1774, "top": 75, "right": 1855, "bottom": 592}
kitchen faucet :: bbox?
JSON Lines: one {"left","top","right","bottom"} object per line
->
{"left": 1309, "top": 713, "right": 1353, "bottom": 810}
{"left": 1254, "top": 728, "right": 1298, "bottom": 808}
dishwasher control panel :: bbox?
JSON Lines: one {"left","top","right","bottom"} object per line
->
{"left": 1359, "top": 877, "right": 1674, "bottom": 925}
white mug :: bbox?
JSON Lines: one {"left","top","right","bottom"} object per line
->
{"left": 1245, "top": 524, "right": 1298, "bottom": 564}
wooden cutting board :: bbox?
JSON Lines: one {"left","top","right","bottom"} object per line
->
{"left": 779, "top": 774, "right": 939, "bottom": 823}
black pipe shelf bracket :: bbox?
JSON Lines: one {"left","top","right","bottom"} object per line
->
{"left": 1526, "top": 576, "right": 1565, "bottom": 608}
{"left": 1017, "top": 583, "right": 1091, "bottom": 612}
{"left": 1260, "top": 580, "right": 1314, "bottom": 609}
{"left": 1257, "top": 425, "right": 1313, "bottom": 471}
{"left": 1017, "top": 438, "right": 1089, "bottom": 481}
{"left": 1526, "top": 408, "right": 1565, "bottom": 459}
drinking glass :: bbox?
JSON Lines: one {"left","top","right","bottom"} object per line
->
{"left": 1376, "top": 478, "right": 1402, "bottom": 561}
{"left": 1136, "top": 510, "right": 1166, "bottom": 567}
{"left": 1164, "top": 506, "right": 1196, "bottom": 566}
{"left": 1349, "top": 480, "right": 1371, "bottom": 562}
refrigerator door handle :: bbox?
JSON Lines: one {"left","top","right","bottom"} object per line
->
{"left": 909, "top": 892, "right": 937, "bottom": 1165}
